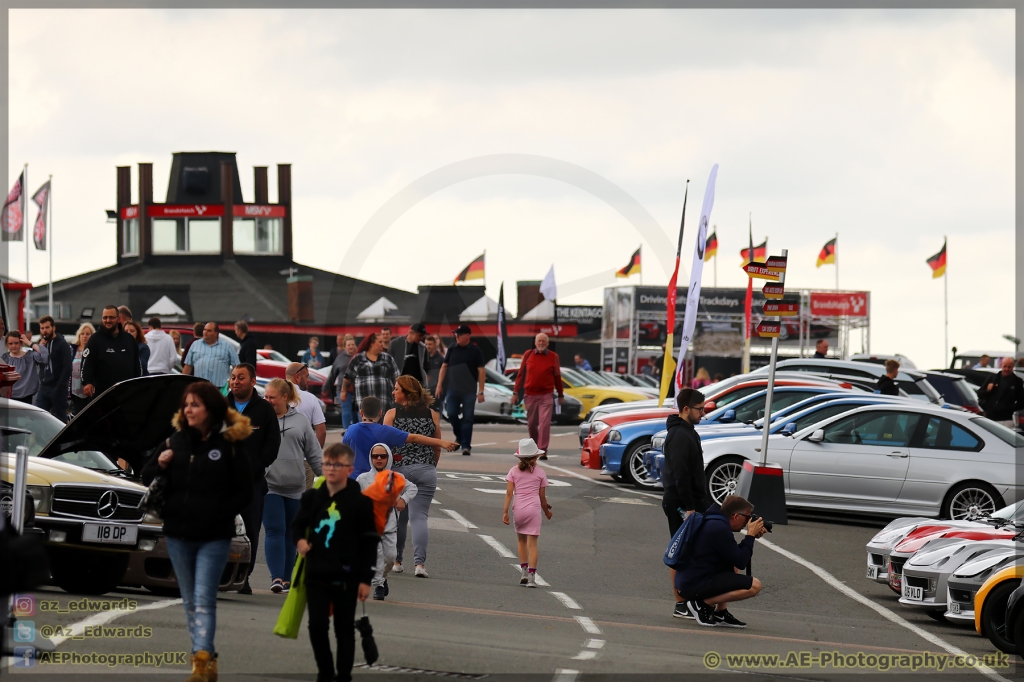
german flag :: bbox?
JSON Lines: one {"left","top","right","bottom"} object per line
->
{"left": 615, "top": 247, "right": 641, "bottom": 278}
{"left": 740, "top": 239, "right": 767, "bottom": 266}
{"left": 926, "top": 240, "right": 946, "bottom": 279}
{"left": 454, "top": 253, "right": 485, "bottom": 284}
{"left": 816, "top": 237, "right": 836, "bottom": 268}
{"left": 704, "top": 231, "right": 718, "bottom": 262}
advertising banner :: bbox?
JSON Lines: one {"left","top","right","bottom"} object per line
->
{"left": 809, "top": 291, "right": 869, "bottom": 318}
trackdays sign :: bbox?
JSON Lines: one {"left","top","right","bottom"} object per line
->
{"left": 810, "top": 292, "right": 869, "bottom": 318}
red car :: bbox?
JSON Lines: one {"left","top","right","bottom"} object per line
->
{"left": 581, "top": 408, "right": 675, "bottom": 469}
{"left": 887, "top": 526, "right": 1017, "bottom": 593}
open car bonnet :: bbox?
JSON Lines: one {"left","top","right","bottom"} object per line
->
{"left": 36, "top": 374, "right": 203, "bottom": 473}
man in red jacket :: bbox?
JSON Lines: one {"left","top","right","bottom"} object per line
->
{"left": 513, "top": 333, "right": 564, "bottom": 459}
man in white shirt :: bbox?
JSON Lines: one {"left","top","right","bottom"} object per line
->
{"left": 285, "top": 362, "right": 327, "bottom": 447}
{"left": 144, "top": 317, "right": 180, "bottom": 374}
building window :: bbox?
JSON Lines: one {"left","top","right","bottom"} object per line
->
{"left": 152, "top": 218, "right": 222, "bottom": 254}
{"left": 122, "top": 218, "right": 139, "bottom": 256}
{"left": 33, "top": 302, "right": 68, "bottom": 320}
{"left": 233, "top": 218, "right": 282, "bottom": 254}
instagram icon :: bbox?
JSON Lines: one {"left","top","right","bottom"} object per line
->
{"left": 13, "top": 595, "right": 35, "bottom": 617}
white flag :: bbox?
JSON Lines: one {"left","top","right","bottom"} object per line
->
{"left": 540, "top": 265, "right": 557, "bottom": 301}
{"left": 674, "top": 164, "right": 718, "bottom": 406}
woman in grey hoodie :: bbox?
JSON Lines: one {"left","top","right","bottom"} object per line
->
{"left": 263, "top": 378, "right": 323, "bottom": 593}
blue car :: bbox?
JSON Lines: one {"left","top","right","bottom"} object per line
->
{"left": 642, "top": 393, "right": 910, "bottom": 486}
{"left": 599, "top": 386, "right": 856, "bottom": 488}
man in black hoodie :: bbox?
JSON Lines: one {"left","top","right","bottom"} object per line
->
{"left": 34, "top": 315, "right": 73, "bottom": 422}
{"left": 293, "top": 444, "right": 378, "bottom": 682}
{"left": 80, "top": 305, "right": 141, "bottom": 399}
{"left": 228, "top": 363, "right": 282, "bottom": 595}
{"left": 661, "top": 387, "right": 708, "bottom": 618}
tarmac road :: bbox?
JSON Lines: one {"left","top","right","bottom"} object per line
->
{"left": 7, "top": 423, "right": 1020, "bottom": 680}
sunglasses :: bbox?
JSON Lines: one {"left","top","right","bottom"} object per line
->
{"left": 371, "top": 454, "right": 388, "bottom": 459}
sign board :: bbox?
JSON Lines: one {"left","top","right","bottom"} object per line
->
{"left": 809, "top": 291, "right": 869, "bottom": 318}
{"left": 763, "top": 301, "right": 799, "bottom": 317}
{"left": 756, "top": 321, "right": 783, "bottom": 338}
{"left": 762, "top": 283, "right": 785, "bottom": 299}
{"left": 764, "top": 255, "right": 788, "bottom": 274}
{"left": 233, "top": 205, "right": 287, "bottom": 218}
{"left": 148, "top": 204, "right": 225, "bottom": 218}
{"left": 743, "top": 262, "right": 781, "bottom": 281}
{"left": 120, "top": 206, "right": 139, "bottom": 220}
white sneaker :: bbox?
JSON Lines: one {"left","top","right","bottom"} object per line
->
{"left": 392, "top": 562, "right": 404, "bottom": 574}
{"left": 527, "top": 572, "right": 537, "bottom": 588}
{"left": 415, "top": 565, "right": 429, "bottom": 578}
{"left": 520, "top": 567, "right": 529, "bottom": 585}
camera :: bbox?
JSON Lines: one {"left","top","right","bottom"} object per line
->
{"left": 750, "top": 513, "right": 773, "bottom": 533}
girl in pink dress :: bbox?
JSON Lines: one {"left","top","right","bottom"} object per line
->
{"left": 502, "top": 438, "right": 553, "bottom": 588}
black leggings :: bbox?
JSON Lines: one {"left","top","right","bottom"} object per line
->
{"left": 306, "top": 581, "right": 358, "bottom": 682}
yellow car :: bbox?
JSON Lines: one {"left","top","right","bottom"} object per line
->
{"left": 560, "top": 368, "right": 650, "bottom": 419}
{"left": 974, "top": 559, "right": 1024, "bottom": 653}
{"left": 1, "top": 375, "right": 250, "bottom": 596}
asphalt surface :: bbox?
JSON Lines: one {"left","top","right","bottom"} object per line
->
{"left": 6, "top": 422, "right": 1022, "bottom": 680}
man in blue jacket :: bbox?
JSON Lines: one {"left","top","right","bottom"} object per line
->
{"left": 675, "top": 495, "right": 768, "bottom": 629}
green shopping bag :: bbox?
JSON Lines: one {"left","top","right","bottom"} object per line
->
{"left": 273, "top": 555, "right": 307, "bottom": 639}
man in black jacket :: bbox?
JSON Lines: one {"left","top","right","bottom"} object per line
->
{"left": 388, "top": 322, "right": 429, "bottom": 384}
{"left": 80, "top": 305, "right": 141, "bottom": 399}
{"left": 34, "top": 315, "right": 73, "bottom": 422}
{"left": 293, "top": 444, "right": 378, "bottom": 682}
{"left": 676, "top": 495, "right": 767, "bottom": 629}
{"left": 235, "top": 321, "right": 257, "bottom": 368}
{"left": 228, "top": 363, "right": 282, "bottom": 594}
{"left": 979, "top": 357, "right": 1024, "bottom": 426}
{"left": 661, "top": 387, "right": 709, "bottom": 618}
{"left": 876, "top": 359, "right": 900, "bottom": 396}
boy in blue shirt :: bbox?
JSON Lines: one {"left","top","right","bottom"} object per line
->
{"left": 343, "top": 396, "right": 458, "bottom": 478}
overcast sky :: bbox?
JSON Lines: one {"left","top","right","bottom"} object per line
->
{"left": 8, "top": 8, "right": 1015, "bottom": 367}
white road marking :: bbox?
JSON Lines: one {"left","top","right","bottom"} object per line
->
{"left": 553, "top": 669, "right": 579, "bottom": 682}
{"left": 584, "top": 495, "right": 653, "bottom": 506}
{"left": 550, "top": 432, "right": 577, "bottom": 437}
{"left": 571, "top": 651, "right": 597, "bottom": 660}
{"left": 546, "top": 479, "right": 572, "bottom": 487}
{"left": 441, "top": 508, "right": 478, "bottom": 529}
{"left": 585, "top": 639, "right": 605, "bottom": 649}
{"left": 759, "top": 537, "right": 1010, "bottom": 682}
{"left": 478, "top": 534, "right": 517, "bottom": 558}
{"left": 507, "top": 563, "right": 550, "bottom": 586}
{"left": 47, "top": 598, "right": 182, "bottom": 646}
{"left": 550, "top": 591, "right": 582, "bottom": 610}
{"left": 574, "top": 616, "right": 602, "bottom": 635}
{"left": 474, "top": 488, "right": 508, "bottom": 494}
{"left": 544, "top": 464, "right": 662, "bottom": 500}
{"left": 427, "top": 517, "right": 469, "bottom": 532}
{"left": 431, "top": 498, "right": 441, "bottom": 505}
{"left": 508, "top": 439, "right": 522, "bottom": 443}
{"left": 473, "top": 442, "right": 497, "bottom": 446}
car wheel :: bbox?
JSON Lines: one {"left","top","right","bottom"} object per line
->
{"left": 981, "top": 580, "right": 1021, "bottom": 654}
{"left": 49, "top": 547, "right": 130, "bottom": 596}
{"left": 600, "top": 398, "right": 623, "bottom": 406}
{"left": 619, "top": 438, "right": 654, "bottom": 487}
{"left": 705, "top": 456, "right": 745, "bottom": 505}
{"left": 1012, "top": 608, "right": 1024, "bottom": 661}
{"left": 943, "top": 481, "right": 1003, "bottom": 520}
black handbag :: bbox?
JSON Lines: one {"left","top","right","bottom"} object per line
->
{"left": 140, "top": 439, "right": 171, "bottom": 516}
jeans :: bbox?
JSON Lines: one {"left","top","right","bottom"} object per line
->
{"left": 240, "top": 478, "right": 268, "bottom": 579}
{"left": 444, "top": 391, "right": 477, "bottom": 450}
{"left": 306, "top": 581, "right": 358, "bottom": 682}
{"left": 263, "top": 493, "right": 302, "bottom": 582}
{"left": 165, "top": 537, "right": 231, "bottom": 655}
{"left": 339, "top": 392, "right": 355, "bottom": 429}
{"left": 395, "top": 464, "right": 437, "bottom": 566}
{"left": 34, "top": 386, "right": 67, "bottom": 423}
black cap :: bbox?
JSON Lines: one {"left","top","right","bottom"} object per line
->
{"left": 454, "top": 324, "right": 472, "bottom": 336}
{"left": 410, "top": 322, "right": 427, "bottom": 335}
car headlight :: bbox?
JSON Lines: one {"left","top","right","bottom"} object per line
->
{"left": 235, "top": 514, "right": 247, "bottom": 537}
{"left": 142, "top": 512, "right": 163, "bottom": 525}
{"left": 607, "top": 430, "right": 622, "bottom": 442}
{"left": 26, "top": 485, "right": 52, "bottom": 515}
{"left": 651, "top": 437, "right": 665, "bottom": 451}
{"left": 592, "top": 421, "right": 610, "bottom": 433}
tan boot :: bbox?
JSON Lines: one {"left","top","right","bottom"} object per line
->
{"left": 185, "top": 650, "right": 211, "bottom": 682}
{"left": 207, "top": 654, "right": 218, "bottom": 682}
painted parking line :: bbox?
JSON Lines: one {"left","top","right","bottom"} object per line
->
{"left": 477, "top": 534, "right": 517, "bottom": 558}
{"left": 508, "top": 563, "right": 550, "bottom": 587}
{"left": 473, "top": 488, "right": 507, "bottom": 494}
{"left": 574, "top": 616, "right": 602, "bottom": 635}
{"left": 570, "top": 651, "right": 596, "bottom": 660}
{"left": 552, "top": 669, "right": 579, "bottom": 682}
{"left": 585, "top": 639, "right": 605, "bottom": 649}
{"left": 441, "top": 508, "right": 478, "bottom": 529}
{"left": 584, "top": 495, "right": 652, "bottom": 506}
{"left": 550, "top": 591, "right": 582, "bottom": 610}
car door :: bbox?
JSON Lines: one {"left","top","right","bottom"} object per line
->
{"left": 898, "top": 415, "right": 986, "bottom": 510}
{"left": 788, "top": 410, "right": 921, "bottom": 503}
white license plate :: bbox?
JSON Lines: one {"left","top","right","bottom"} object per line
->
{"left": 950, "top": 603, "right": 961, "bottom": 614}
{"left": 82, "top": 523, "right": 137, "bottom": 545}
{"left": 867, "top": 566, "right": 878, "bottom": 580}
{"left": 903, "top": 584, "right": 924, "bottom": 601}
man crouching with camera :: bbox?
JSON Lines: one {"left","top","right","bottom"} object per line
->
{"left": 675, "top": 494, "right": 768, "bottom": 628}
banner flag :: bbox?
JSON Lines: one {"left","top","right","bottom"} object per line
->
{"left": 615, "top": 247, "right": 641, "bottom": 278}
{"left": 454, "top": 253, "right": 485, "bottom": 284}
{"left": 32, "top": 181, "right": 50, "bottom": 250}
{"left": 2, "top": 173, "right": 24, "bottom": 242}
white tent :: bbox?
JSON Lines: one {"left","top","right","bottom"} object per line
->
{"left": 519, "top": 298, "right": 555, "bottom": 321}
{"left": 356, "top": 297, "right": 408, "bottom": 323}
{"left": 459, "top": 295, "right": 498, "bottom": 322}
{"left": 144, "top": 295, "right": 188, "bottom": 322}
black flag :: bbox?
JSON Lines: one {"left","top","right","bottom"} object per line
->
{"left": 495, "top": 283, "right": 507, "bottom": 373}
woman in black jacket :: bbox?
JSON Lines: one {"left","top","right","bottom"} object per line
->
{"left": 142, "top": 380, "right": 252, "bottom": 682}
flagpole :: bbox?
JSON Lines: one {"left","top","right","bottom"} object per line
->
{"left": 48, "top": 175, "right": 53, "bottom": 317}
{"left": 944, "top": 236, "right": 948, "bottom": 367}
{"left": 23, "top": 163, "right": 29, "bottom": 330}
{"left": 713, "top": 226, "right": 717, "bottom": 288}
{"left": 638, "top": 244, "right": 642, "bottom": 285}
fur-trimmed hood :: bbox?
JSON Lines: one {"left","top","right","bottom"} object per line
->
{"left": 172, "top": 407, "right": 253, "bottom": 442}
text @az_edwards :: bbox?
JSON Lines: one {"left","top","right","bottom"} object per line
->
{"left": 703, "top": 650, "right": 1011, "bottom": 672}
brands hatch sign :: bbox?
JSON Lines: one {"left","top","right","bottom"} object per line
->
{"left": 119, "top": 204, "right": 287, "bottom": 219}
{"left": 809, "top": 292, "right": 869, "bottom": 318}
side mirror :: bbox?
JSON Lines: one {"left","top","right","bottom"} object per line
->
{"left": 704, "top": 401, "right": 717, "bottom": 412}
{"left": 780, "top": 422, "right": 797, "bottom": 436}
{"left": 721, "top": 409, "right": 736, "bottom": 423}
{"left": 807, "top": 429, "right": 825, "bottom": 443}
